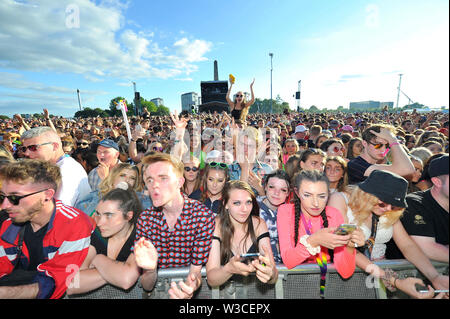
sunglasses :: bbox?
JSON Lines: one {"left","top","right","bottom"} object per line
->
{"left": 332, "top": 146, "right": 345, "bottom": 153}
{"left": 236, "top": 95, "right": 243, "bottom": 98}
{"left": 20, "top": 142, "right": 53, "bottom": 153}
{"left": 152, "top": 146, "right": 163, "bottom": 152}
{"left": 376, "top": 201, "right": 401, "bottom": 211}
{"left": 209, "top": 162, "right": 228, "bottom": 169}
{"left": 0, "top": 188, "right": 49, "bottom": 206}
{"left": 77, "top": 142, "right": 89, "bottom": 146}
{"left": 368, "top": 141, "right": 389, "bottom": 149}
{"left": 184, "top": 166, "right": 199, "bottom": 172}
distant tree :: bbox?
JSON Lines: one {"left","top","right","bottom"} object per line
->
{"left": 308, "top": 105, "right": 320, "bottom": 113}
{"left": 0, "top": 115, "right": 9, "bottom": 120}
{"left": 154, "top": 105, "right": 170, "bottom": 116}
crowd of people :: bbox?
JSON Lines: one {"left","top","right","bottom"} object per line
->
{"left": 0, "top": 95, "right": 448, "bottom": 299}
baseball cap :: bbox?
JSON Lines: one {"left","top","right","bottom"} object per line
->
{"left": 98, "top": 139, "right": 119, "bottom": 151}
{"left": 295, "top": 125, "right": 308, "bottom": 133}
{"left": 342, "top": 125, "right": 354, "bottom": 132}
{"left": 329, "top": 120, "right": 339, "bottom": 128}
{"left": 428, "top": 154, "right": 449, "bottom": 178}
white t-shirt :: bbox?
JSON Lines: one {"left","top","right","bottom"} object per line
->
{"left": 55, "top": 155, "right": 91, "bottom": 207}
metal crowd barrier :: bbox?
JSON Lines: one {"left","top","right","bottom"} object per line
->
{"left": 65, "top": 259, "right": 448, "bottom": 299}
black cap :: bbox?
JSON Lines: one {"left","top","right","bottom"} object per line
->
{"left": 358, "top": 170, "right": 408, "bottom": 208}
{"left": 428, "top": 154, "right": 449, "bottom": 178}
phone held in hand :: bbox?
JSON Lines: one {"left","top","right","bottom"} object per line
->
{"left": 334, "top": 224, "right": 357, "bottom": 235}
{"left": 240, "top": 253, "right": 260, "bottom": 264}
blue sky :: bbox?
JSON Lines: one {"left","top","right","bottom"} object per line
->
{"left": 0, "top": 0, "right": 448, "bottom": 118}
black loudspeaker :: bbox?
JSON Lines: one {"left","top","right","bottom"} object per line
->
{"left": 200, "top": 81, "right": 228, "bottom": 104}
{"left": 295, "top": 92, "right": 300, "bottom": 99}
{"left": 135, "top": 92, "right": 140, "bottom": 100}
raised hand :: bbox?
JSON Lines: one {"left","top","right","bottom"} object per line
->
{"left": 170, "top": 111, "right": 188, "bottom": 130}
{"left": 134, "top": 237, "right": 158, "bottom": 271}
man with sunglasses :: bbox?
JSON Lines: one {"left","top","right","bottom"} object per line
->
{"left": 347, "top": 124, "right": 415, "bottom": 184}
{"left": 0, "top": 160, "right": 93, "bottom": 298}
{"left": 20, "top": 126, "right": 91, "bottom": 206}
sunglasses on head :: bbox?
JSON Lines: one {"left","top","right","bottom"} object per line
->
{"left": 0, "top": 188, "right": 49, "bottom": 206}
{"left": 209, "top": 162, "right": 228, "bottom": 169}
{"left": 184, "top": 166, "right": 199, "bottom": 172}
{"left": 20, "top": 142, "right": 53, "bottom": 153}
{"left": 368, "top": 141, "right": 389, "bottom": 149}
{"left": 152, "top": 146, "right": 163, "bottom": 152}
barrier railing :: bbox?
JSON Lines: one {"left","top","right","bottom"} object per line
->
{"left": 66, "top": 259, "right": 448, "bottom": 299}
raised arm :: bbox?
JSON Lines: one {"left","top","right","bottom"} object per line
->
{"left": 365, "top": 127, "right": 415, "bottom": 177}
{"left": 226, "top": 81, "right": 234, "bottom": 109}
{"left": 247, "top": 78, "right": 255, "bottom": 107}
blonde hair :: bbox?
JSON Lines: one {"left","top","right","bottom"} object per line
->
{"left": 346, "top": 185, "right": 404, "bottom": 227}
{"left": 98, "top": 163, "right": 142, "bottom": 197}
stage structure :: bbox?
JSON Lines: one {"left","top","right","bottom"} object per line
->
{"left": 198, "top": 60, "right": 229, "bottom": 114}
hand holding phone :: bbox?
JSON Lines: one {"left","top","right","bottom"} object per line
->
{"left": 240, "top": 253, "right": 260, "bottom": 265}
{"left": 334, "top": 224, "right": 357, "bottom": 236}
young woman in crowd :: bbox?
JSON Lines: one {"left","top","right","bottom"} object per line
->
{"left": 282, "top": 138, "right": 299, "bottom": 165}
{"left": 314, "top": 134, "right": 329, "bottom": 149}
{"left": 328, "top": 169, "right": 448, "bottom": 298}
{"left": 226, "top": 78, "right": 255, "bottom": 122}
{"left": 284, "top": 154, "right": 301, "bottom": 183}
{"left": 67, "top": 188, "right": 143, "bottom": 295}
{"left": 75, "top": 163, "right": 146, "bottom": 216}
{"left": 324, "top": 156, "right": 348, "bottom": 194}
{"left": 346, "top": 137, "right": 364, "bottom": 160}
{"left": 257, "top": 169, "right": 291, "bottom": 263}
{"left": 182, "top": 157, "right": 202, "bottom": 200}
{"left": 407, "top": 155, "right": 423, "bottom": 193}
{"left": 320, "top": 138, "right": 346, "bottom": 159}
{"left": 277, "top": 170, "right": 358, "bottom": 298}
{"left": 206, "top": 180, "right": 278, "bottom": 287}
{"left": 200, "top": 161, "right": 230, "bottom": 215}
{"left": 299, "top": 148, "right": 326, "bottom": 172}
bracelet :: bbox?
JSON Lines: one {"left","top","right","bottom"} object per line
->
{"left": 381, "top": 268, "right": 399, "bottom": 292}
{"left": 299, "top": 234, "right": 321, "bottom": 256}
{"left": 390, "top": 142, "right": 400, "bottom": 147}
{"left": 173, "top": 139, "right": 181, "bottom": 144}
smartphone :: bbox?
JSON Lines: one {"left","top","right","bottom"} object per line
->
{"left": 334, "top": 224, "right": 357, "bottom": 235}
{"left": 0, "top": 135, "right": 3, "bottom": 141}
{"left": 240, "top": 253, "right": 260, "bottom": 264}
{"left": 419, "top": 290, "right": 449, "bottom": 294}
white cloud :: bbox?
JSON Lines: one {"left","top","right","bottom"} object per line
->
{"left": 0, "top": 0, "right": 213, "bottom": 81}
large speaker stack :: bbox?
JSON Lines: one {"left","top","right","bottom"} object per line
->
{"left": 198, "top": 60, "right": 230, "bottom": 114}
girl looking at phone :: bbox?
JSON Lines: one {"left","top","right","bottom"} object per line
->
{"left": 206, "top": 180, "right": 278, "bottom": 287}
{"left": 277, "top": 170, "right": 357, "bottom": 297}
{"left": 328, "top": 169, "right": 448, "bottom": 298}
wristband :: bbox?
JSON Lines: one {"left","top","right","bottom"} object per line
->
{"left": 299, "top": 234, "right": 321, "bottom": 255}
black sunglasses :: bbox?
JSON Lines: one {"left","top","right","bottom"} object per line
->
{"left": 184, "top": 166, "right": 199, "bottom": 172}
{"left": 77, "top": 142, "right": 89, "bottom": 146}
{"left": 0, "top": 188, "right": 49, "bottom": 206}
{"left": 152, "top": 146, "right": 163, "bottom": 152}
{"left": 209, "top": 162, "right": 228, "bottom": 169}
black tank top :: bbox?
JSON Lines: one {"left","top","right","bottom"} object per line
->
{"left": 231, "top": 108, "right": 242, "bottom": 120}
